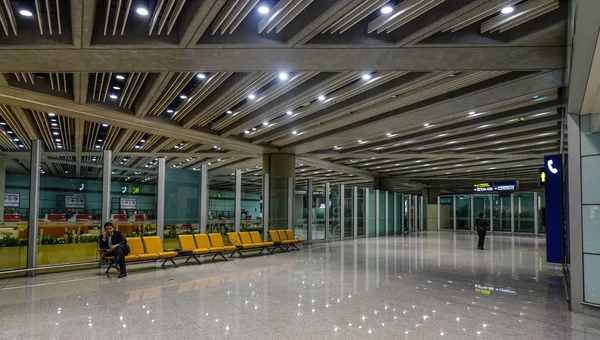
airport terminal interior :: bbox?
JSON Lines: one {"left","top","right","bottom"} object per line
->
{"left": 0, "top": 0, "right": 600, "bottom": 339}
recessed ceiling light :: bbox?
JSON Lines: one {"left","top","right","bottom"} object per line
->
{"left": 286, "top": 111, "right": 293, "bottom": 115}
{"left": 98, "top": 139, "right": 103, "bottom": 142}
{"left": 468, "top": 111, "right": 475, "bottom": 115}
{"left": 53, "top": 132, "right": 59, "bottom": 135}
{"left": 135, "top": 145, "right": 141, "bottom": 149}
{"left": 226, "top": 110, "right": 233, "bottom": 114}
{"left": 95, "top": 145, "right": 101, "bottom": 148}
{"left": 140, "top": 139, "right": 146, "bottom": 142}
{"left": 248, "top": 94, "right": 256, "bottom": 100}
{"left": 0, "top": 122, "right": 5, "bottom": 125}
{"left": 252, "top": 127, "right": 257, "bottom": 131}
{"left": 318, "top": 95, "right": 326, "bottom": 101}
{"left": 386, "top": 133, "right": 392, "bottom": 136}
{"left": 48, "top": 113, "right": 55, "bottom": 117}
{"left": 244, "top": 130, "right": 250, "bottom": 134}
{"left": 166, "top": 109, "right": 174, "bottom": 113}
{"left": 180, "top": 94, "right": 188, "bottom": 99}
{"left": 501, "top": 6, "right": 514, "bottom": 14}
{"left": 533, "top": 95, "right": 539, "bottom": 99}
{"left": 18, "top": 144, "right": 24, "bottom": 148}
{"left": 279, "top": 72, "right": 289, "bottom": 80}
{"left": 102, "top": 123, "right": 109, "bottom": 127}
{"left": 13, "top": 138, "right": 19, "bottom": 142}
{"left": 438, "top": 133, "right": 448, "bottom": 137}
{"left": 19, "top": 9, "right": 33, "bottom": 17}
{"left": 423, "top": 123, "right": 430, "bottom": 127}
{"left": 381, "top": 6, "right": 393, "bottom": 14}
{"left": 136, "top": 7, "right": 149, "bottom": 16}
{"left": 292, "top": 130, "right": 298, "bottom": 135}
{"left": 116, "top": 75, "right": 125, "bottom": 80}
{"left": 55, "top": 139, "right": 61, "bottom": 142}
{"left": 362, "top": 74, "right": 372, "bottom": 81}
{"left": 113, "top": 86, "right": 121, "bottom": 90}
{"left": 197, "top": 73, "right": 206, "bottom": 79}
{"left": 57, "top": 145, "right": 62, "bottom": 148}
{"left": 258, "top": 5, "right": 270, "bottom": 14}
{"left": 262, "top": 122, "right": 269, "bottom": 126}
{"left": 109, "top": 94, "right": 118, "bottom": 99}
{"left": 358, "top": 140, "right": 362, "bottom": 143}
{"left": 51, "top": 123, "right": 57, "bottom": 127}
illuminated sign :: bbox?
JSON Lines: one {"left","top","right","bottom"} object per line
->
{"left": 4, "top": 193, "right": 20, "bottom": 207}
{"left": 473, "top": 181, "right": 518, "bottom": 192}
{"left": 120, "top": 198, "right": 137, "bottom": 210}
{"left": 132, "top": 187, "right": 140, "bottom": 194}
{"left": 65, "top": 196, "right": 85, "bottom": 208}
{"left": 538, "top": 168, "right": 546, "bottom": 186}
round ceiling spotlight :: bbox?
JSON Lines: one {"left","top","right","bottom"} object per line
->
{"left": 286, "top": 111, "right": 293, "bottom": 115}
{"left": 166, "top": 109, "right": 174, "bottom": 113}
{"left": 116, "top": 75, "right": 125, "bottom": 80}
{"left": 258, "top": 6, "right": 270, "bottom": 14}
{"left": 136, "top": 8, "right": 149, "bottom": 16}
{"left": 279, "top": 72, "right": 289, "bottom": 80}
{"left": 109, "top": 94, "right": 118, "bottom": 99}
{"left": 501, "top": 6, "right": 514, "bottom": 14}
{"left": 19, "top": 10, "right": 33, "bottom": 17}
{"left": 197, "top": 73, "right": 206, "bottom": 79}
{"left": 362, "top": 74, "right": 372, "bottom": 81}
{"left": 381, "top": 6, "right": 393, "bottom": 14}
{"left": 226, "top": 110, "right": 233, "bottom": 114}
{"left": 180, "top": 94, "right": 188, "bottom": 99}
{"left": 248, "top": 94, "right": 256, "bottom": 100}
{"left": 318, "top": 95, "right": 326, "bottom": 101}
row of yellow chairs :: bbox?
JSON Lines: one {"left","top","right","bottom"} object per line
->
{"left": 177, "top": 233, "right": 237, "bottom": 264}
{"left": 269, "top": 230, "right": 304, "bottom": 252}
{"left": 227, "top": 231, "right": 275, "bottom": 257}
{"left": 103, "top": 236, "right": 177, "bottom": 274}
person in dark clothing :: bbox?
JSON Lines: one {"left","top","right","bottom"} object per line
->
{"left": 99, "top": 222, "right": 129, "bottom": 277}
{"left": 475, "top": 213, "right": 489, "bottom": 250}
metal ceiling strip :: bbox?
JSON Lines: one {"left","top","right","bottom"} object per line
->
{"left": 103, "top": 0, "right": 111, "bottom": 35}
{"left": 496, "top": 2, "right": 559, "bottom": 33}
{"left": 228, "top": 0, "right": 260, "bottom": 34}
{"left": 62, "top": 73, "right": 66, "bottom": 93}
{"left": 112, "top": 0, "right": 122, "bottom": 35}
{"left": 172, "top": 72, "right": 232, "bottom": 121}
{"left": 0, "top": 5, "right": 10, "bottom": 36}
{"left": 45, "top": 0, "right": 53, "bottom": 35}
{"left": 120, "top": 0, "right": 132, "bottom": 35}
{"left": 481, "top": 0, "right": 557, "bottom": 33}
{"left": 126, "top": 72, "right": 148, "bottom": 109}
{"left": 2, "top": 0, "right": 16, "bottom": 35}
{"left": 220, "top": 0, "right": 250, "bottom": 34}
{"left": 157, "top": 0, "right": 176, "bottom": 35}
{"left": 274, "top": 0, "right": 313, "bottom": 33}
{"left": 166, "top": 0, "right": 186, "bottom": 35}
{"left": 56, "top": 0, "right": 62, "bottom": 34}
{"left": 212, "top": 0, "right": 240, "bottom": 35}
{"left": 119, "top": 71, "right": 136, "bottom": 106}
{"left": 28, "top": 73, "right": 35, "bottom": 84}
{"left": 56, "top": 73, "right": 61, "bottom": 92}
{"left": 383, "top": 0, "right": 445, "bottom": 34}
{"left": 149, "top": 72, "right": 194, "bottom": 116}
{"left": 324, "top": 0, "right": 377, "bottom": 34}
{"left": 257, "top": 0, "right": 293, "bottom": 34}
{"left": 441, "top": 0, "right": 519, "bottom": 33}
{"left": 338, "top": 0, "right": 388, "bottom": 34}
{"left": 102, "top": 72, "right": 113, "bottom": 102}
{"left": 149, "top": 0, "right": 165, "bottom": 35}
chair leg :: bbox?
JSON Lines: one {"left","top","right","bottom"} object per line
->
{"left": 169, "top": 258, "right": 177, "bottom": 267}
{"left": 219, "top": 253, "right": 228, "bottom": 261}
{"left": 105, "top": 262, "right": 114, "bottom": 274}
{"left": 291, "top": 244, "right": 300, "bottom": 251}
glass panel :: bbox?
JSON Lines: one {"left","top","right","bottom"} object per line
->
{"left": 422, "top": 197, "right": 429, "bottom": 231}
{"left": 584, "top": 254, "right": 600, "bottom": 304}
{"left": 582, "top": 156, "right": 600, "bottom": 204}
{"left": 357, "top": 189, "right": 365, "bottom": 236}
{"left": 37, "top": 144, "right": 103, "bottom": 267}
{"left": 538, "top": 194, "right": 546, "bottom": 234}
{"left": 329, "top": 185, "right": 341, "bottom": 240}
{"left": 368, "top": 189, "right": 376, "bottom": 236}
{"left": 439, "top": 197, "right": 453, "bottom": 230}
{"left": 1, "top": 150, "right": 31, "bottom": 272}
{"left": 312, "top": 184, "right": 325, "bottom": 240}
{"left": 344, "top": 186, "right": 353, "bottom": 237}
{"left": 515, "top": 193, "right": 534, "bottom": 233}
{"left": 492, "top": 194, "right": 512, "bottom": 232}
{"left": 378, "top": 191, "right": 386, "bottom": 235}
{"left": 293, "top": 180, "right": 307, "bottom": 240}
{"left": 242, "top": 169, "right": 263, "bottom": 236}
{"left": 112, "top": 155, "right": 157, "bottom": 243}
{"left": 388, "top": 192, "right": 394, "bottom": 234}
{"left": 473, "top": 195, "right": 491, "bottom": 231}
{"left": 396, "top": 194, "right": 403, "bottom": 233}
{"left": 164, "top": 167, "right": 199, "bottom": 248}
{"left": 456, "top": 196, "right": 471, "bottom": 230}
{"left": 208, "top": 171, "right": 236, "bottom": 239}
{"left": 403, "top": 194, "right": 409, "bottom": 232}
{"left": 583, "top": 205, "right": 600, "bottom": 254}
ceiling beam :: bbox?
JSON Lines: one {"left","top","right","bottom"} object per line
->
{"left": 0, "top": 84, "right": 273, "bottom": 154}
{"left": 305, "top": 152, "right": 547, "bottom": 160}
{"left": 0, "top": 47, "right": 565, "bottom": 72}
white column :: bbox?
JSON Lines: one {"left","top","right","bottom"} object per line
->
{"left": 470, "top": 195, "right": 474, "bottom": 233}
{"left": 385, "top": 192, "right": 389, "bottom": 235}
{"left": 437, "top": 196, "right": 441, "bottom": 231}
{"left": 453, "top": 195, "right": 457, "bottom": 232}
{"left": 262, "top": 173, "right": 270, "bottom": 240}
{"left": 156, "top": 157, "right": 166, "bottom": 242}
{"left": 407, "top": 194, "right": 412, "bottom": 232}
{"left": 365, "top": 188, "right": 369, "bottom": 237}
{"left": 393, "top": 193, "right": 397, "bottom": 234}
{"left": 489, "top": 194, "right": 493, "bottom": 233}
{"left": 534, "top": 192, "right": 539, "bottom": 235}
{"left": 0, "top": 155, "right": 5, "bottom": 222}
{"left": 200, "top": 164, "right": 208, "bottom": 233}
{"left": 400, "top": 194, "right": 404, "bottom": 233}
{"left": 510, "top": 193, "right": 515, "bottom": 234}
{"left": 101, "top": 150, "right": 112, "bottom": 224}
{"left": 287, "top": 177, "right": 293, "bottom": 230}
{"left": 307, "top": 180, "right": 313, "bottom": 241}
{"left": 420, "top": 196, "right": 424, "bottom": 231}
{"left": 234, "top": 169, "right": 242, "bottom": 232}
{"left": 325, "top": 182, "right": 330, "bottom": 241}
{"left": 27, "top": 140, "right": 41, "bottom": 276}
{"left": 375, "top": 190, "right": 380, "bottom": 236}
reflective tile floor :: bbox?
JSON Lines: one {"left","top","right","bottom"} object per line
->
{"left": 1, "top": 232, "right": 600, "bottom": 340}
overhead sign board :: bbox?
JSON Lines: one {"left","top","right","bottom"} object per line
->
{"left": 473, "top": 181, "right": 519, "bottom": 192}
{"left": 4, "top": 193, "right": 19, "bottom": 207}
{"left": 120, "top": 198, "right": 137, "bottom": 210}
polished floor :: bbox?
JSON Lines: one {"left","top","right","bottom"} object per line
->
{"left": 1, "top": 232, "right": 600, "bottom": 340}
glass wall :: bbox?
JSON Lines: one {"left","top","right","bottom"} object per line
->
{"left": 396, "top": 193, "right": 403, "bottom": 233}
{"left": 422, "top": 197, "right": 429, "bottom": 231}
{"left": 208, "top": 173, "right": 235, "bottom": 234}
{"left": 343, "top": 186, "right": 353, "bottom": 238}
{"left": 515, "top": 193, "right": 535, "bottom": 233}
{"left": 388, "top": 192, "right": 394, "bottom": 234}
{"left": 456, "top": 196, "right": 471, "bottom": 230}
{"left": 368, "top": 189, "right": 376, "bottom": 236}
{"left": 329, "top": 185, "right": 341, "bottom": 240}
{"left": 473, "top": 195, "right": 491, "bottom": 231}
{"left": 293, "top": 180, "right": 307, "bottom": 240}
{"left": 1, "top": 151, "right": 31, "bottom": 272}
{"left": 493, "top": 194, "right": 512, "bottom": 232}
{"left": 538, "top": 194, "right": 546, "bottom": 234}
{"left": 378, "top": 191, "right": 386, "bottom": 235}
{"left": 242, "top": 170, "right": 263, "bottom": 235}
{"left": 36, "top": 147, "right": 104, "bottom": 267}
{"left": 439, "top": 196, "right": 453, "bottom": 230}
{"left": 357, "top": 188, "right": 365, "bottom": 237}
{"left": 312, "top": 183, "right": 325, "bottom": 240}
{"left": 164, "top": 167, "right": 199, "bottom": 249}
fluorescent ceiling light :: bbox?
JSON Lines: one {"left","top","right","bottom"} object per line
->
{"left": 248, "top": 94, "right": 256, "bottom": 100}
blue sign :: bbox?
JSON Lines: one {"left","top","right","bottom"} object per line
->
{"left": 544, "top": 154, "right": 563, "bottom": 263}
{"left": 473, "top": 181, "right": 518, "bottom": 192}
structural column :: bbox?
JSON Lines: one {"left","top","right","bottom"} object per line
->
{"left": 420, "top": 196, "right": 424, "bottom": 232}
{"left": 199, "top": 164, "right": 208, "bottom": 234}
{"left": 375, "top": 190, "right": 380, "bottom": 235}
{"left": 27, "top": 140, "right": 41, "bottom": 276}
{"left": 437, "top": 196, "right": 441, "bottom": 231}
{"left": 0, "top": 155, "right": 5, "bottom": 222}
{"left": 340, "top": 184, "right": 345, "bottom": 240}
{"left": 235, "top": 170, "right": 242, "bottom": 232}
{"left": 470, "top": 195, "right": 475, "bottom": 233}
{"left": 489, "top": 194, "right": 494, "bottom": 233}
{"left": 325, "top": 182, "right": 330, "bottom": 241}
{"left": 533, "top": 192, "right": 539, "bottom": 235}
{"left": 453, "top": 195, "right": 457, "bottom": 231}
{"left": 510, "top": 193, "right": 515, "bottom": 233}
{"left": 156, "top": 157, "right": 166, "bottom": 242}
{"left": 385, "top": 192, "right": 389, "bottom": 235}
{"left": 353, "top": 186, "right": 358, "bottom": 239}
{"left": 263, "top": 153, "right": 295, "bottom": 230}
{"left": 364, "top": 188, "right": 369, "bottom": 237}
{"left": 307, "top": 180, "right": 313, "bottom": 241}
{"left": 101, "top": 150, "right": 112, "bottom": 224}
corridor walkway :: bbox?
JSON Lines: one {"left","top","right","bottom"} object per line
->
{"left": 1, "top": 233, "right": 599, "bottom": 339}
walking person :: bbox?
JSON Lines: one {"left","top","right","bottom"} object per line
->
{"left": 475, "top": 213, "right": 489, "bottom": 250}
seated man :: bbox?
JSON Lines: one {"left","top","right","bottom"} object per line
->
{"left": 99, "top": 222, "right": 130, "bottom": 278}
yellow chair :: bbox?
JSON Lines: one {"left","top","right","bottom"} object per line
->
{"left": 277, "top": 230, "right": 298, "bottom": 251}
{"left": 178, "top": 235, "right": 209, "bottom": 264}
{"left": 143, "top": 236, "right": 178, "bottom": 268}
{"left": 103, "top": 237, "right": 158, "bottom": 274}
{"left": 268, "top": 230, "right": 290, "bottom": 252}
{"left": 205, "top": 233, "right": 236, "bottom": 261}
{"left": 227, "top": 232, "right": 250, "bottom": 258}
{"left": 285, "top": 230, "right": 304, "bottom": 250}
{"left": 249, "top": 231, "right": 274, "bottom": 255}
